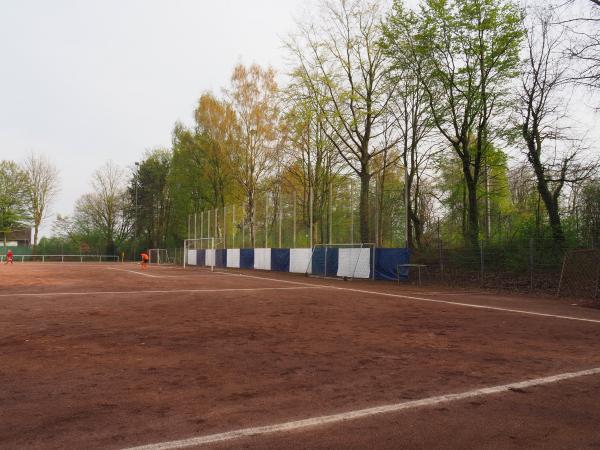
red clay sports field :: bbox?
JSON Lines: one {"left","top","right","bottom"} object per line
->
{"left": 2, "top": 262, "right": 600, "bottom": 449}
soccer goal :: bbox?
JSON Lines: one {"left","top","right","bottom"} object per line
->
{"left": 305, "top": 243, "right": 375, "bottom": 280}
{"left": 557, "top": 249, "right": 600, "bottom": 299}
{"left": 183, "top": 237, "right": 224, "bottom": 270}
{"left": 148, "top": 249, "right": 170, "bottom": 265}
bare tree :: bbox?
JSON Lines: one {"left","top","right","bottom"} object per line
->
{"left": 287, "top": 0, "right": 401, "bottom": 242}
{"left": 561, "top": 0, "right": 600, "bottom": 94}
{"left": 75, "top": 162, "right": 131, "bottom": 254}
{"left": 23, "top": 153, "right": 60, "bottom": 251}
{"left": 518, "top": 4, "right": 597, "bottom": 243}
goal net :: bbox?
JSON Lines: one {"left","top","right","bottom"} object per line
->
{"left": 557, "top": 249, "right": 600, "bottom": 300}
{"left": 148, "top": 249, "right": 170, "bottom": 265}
{"left": 306, "top": 243, "right": 375, "bottom": 280}
{"left": 183, "top": 238, "right": 224, "bottom": 269}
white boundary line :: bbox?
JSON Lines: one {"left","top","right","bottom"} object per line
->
{"left": 122, "top": 366, "right": 600, "bottom": 450}
{"left": 107, "top": 268, "right": 164, "bottom": 278}
{"left": 215, "top": 271, "right": 600, "bottom": 325}
{"left": 0, "top": 286, "right": 323, "bottom": 298}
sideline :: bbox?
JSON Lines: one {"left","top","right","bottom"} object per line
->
{"left": 215, "top": 270, "right": 600, "bottom": 325}
{"left": 0, "top": 286, "right": 323, "bottom": 298}
{"left": 123, "top": 366, "right": 600, "bottom": 450}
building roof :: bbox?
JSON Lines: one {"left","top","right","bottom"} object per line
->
{"left": 4, "top": 228, "right": 31, "bottom": 241}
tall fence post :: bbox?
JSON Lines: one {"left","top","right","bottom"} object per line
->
{"left": 480, "top": 240, "right": 485, "bottom": 285}
{"left": 529, "top": 238, "right": 534, "bottom": 291}
{"left": 232, "top": 205, "right": 236, "bottom": 248}
{"left": 293, "top": 190, "right": 297, "bottom": 248}
{"left": 309, "top": 186, "right": 313, "bottom": 248}
{"left": 278, "top": 197, "right": 282, "bottom": 248}
{"left": 350, "top": 179, "right": 354, "bottom": 245}
{"left": 329, "top": 182, "right": 333, "bottom": 245}
{"left": 265, "top": 192, "right": 269, "bottom": 248}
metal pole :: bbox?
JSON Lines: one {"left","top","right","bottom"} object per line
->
{"left": 480, "top": 239, "right": 484, "bottom": 284}
{"left": 207, "top": 210, "right": 211, "bottom": 240}
{"left": 232, "top": 205, "right": 236, "bottom": 248}
{"left": 350, "top": 180, "right": 354, "bottom": 245}
{"left": 438, "top": 218, "right": 444, "bottom": 279}
{"left": 329, "top": 182, "right": 333, "bottom": 245}
{"left": 201, "top": 211, "right": 204, "bottom": 242}
{"left": 375, "top": 177, "right": 379, "bottom": 247}
{"left": 309, "top": 186, "right": 313, "bottom": 248}
{"left": 293, "top": 190, "right": 297, "bottom": 248}
{"left": 224, "top": 206, "right": 227, "bottom": 248}
{"left": 278, "top": 196, "right": 282, "bottom": 248}
{"left": 214, "top": 208, "right": 218, "bottom": 243}
{"left": 405, "top": 164, "right": 409, "bottom": 249}
{"left": 194, "top": 213, "right": 197, "bottom": 240}
{"left": 529, "top": 238, "right": 534, "bottom": 291}
{"left": 265, "top": 193, "right": 269, "bottom": 248}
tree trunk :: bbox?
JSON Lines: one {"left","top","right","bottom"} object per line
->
{"left": 33, "top": 225, "right": 39, "bottom": 254}
{"left": 247, "top": 193, "right": 255, "bottom": 248}
{"left": 537, "top": 179, "right": 564, "bottom": 243}
{"left": 526, "top": 133, "right": 565, "bottom": 244}
{"left": 466, "top": 177, "right": 480, "bottom": 249}
{"left": 359, "top": 171, "right": 371, "bottom": 243}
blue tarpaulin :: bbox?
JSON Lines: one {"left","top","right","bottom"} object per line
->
{"left": 270, "top": 248, "right": 290, "bottom": 272}
{"left": 196, "top": 249, "right": 206, "bottom": 267}
{"left": 374, "top": 248, "right": 410, "bottom": 281}
{"left": 311, "top": 247, "right": 338, "bottom": 277}
{"left": 239, "top": 248, "right": 254, "bottom": 269}
{"left": 215, "top": 249, "right": 227, "bottom": 268}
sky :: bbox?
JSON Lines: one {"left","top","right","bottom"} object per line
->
{"left": 1, "top": 0, "right": 597, "bottom": 239}
{"left": 0, "top": 0, "right": 307, "bottom": 237}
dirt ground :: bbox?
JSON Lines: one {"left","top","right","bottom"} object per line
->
{"left": 1, "top": 263, "right": 600, "bottom": 449}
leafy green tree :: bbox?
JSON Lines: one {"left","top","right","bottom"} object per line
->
{"left": 287, "top": 0, "right": 401, "bottom": 243}
{"left": 382, "top": 1, "right": 438, "bottom": 248}
{"left": 0, "top": 160, "right": 30, "bottom": 246}
{"left": 415, "top": 0, "right": 524, "bottom": 248}
{"left": 73, "top": 162, "right": 131, "bottom": 254}
{"left": 130, "top": 149, "right": 172, "bottom": 249}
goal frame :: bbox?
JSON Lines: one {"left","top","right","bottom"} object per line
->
{"left": 148, "top": 248, "right": 169, "bottom": 265}
{"left": 305, "top": 242, "right": 375, "bottom": 281}
{"left": 557, "top": 248, "right": 600, "bottom": 300}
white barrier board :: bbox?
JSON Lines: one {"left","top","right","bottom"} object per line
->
{"left": 187, "top": 249, "right": 197, "bottom": 266}
{"left": 205, "top": 249, "right": 216, "bottom": 267}
{"left": 289, "top": 248, "right": 312, "bottom": 273}
{"left": 254, "top": 248, "right": 271, "bottom": 270}
{"left": 226, "top": 249, "right": 240, "bottom": 268}
{"left": 337, "top": 248, "right": 371, "bottom": 279}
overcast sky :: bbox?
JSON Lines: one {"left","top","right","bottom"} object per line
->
{"left": 1, "top": 0, "right": 597, "bottom": 239}
{"left": 0, "top": 0, "right": 308, "bottom": 236}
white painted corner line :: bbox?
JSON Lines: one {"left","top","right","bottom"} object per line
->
{"left": 122, "top": 366, "right": 600, "bottom": 450}
{"left": 0, "top": 286, "right": 322, "bottom": 298}
{"left": 107, "top": 267, "right": 164, "bottom": 278}
{"left": 216, "top": 271, "right": 600, "bottom": 324}
{"left": 328, "top": 286, "right": 600, "bottom": 324}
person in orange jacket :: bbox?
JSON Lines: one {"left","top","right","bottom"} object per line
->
{"left": 140, "top": 251, "right": 149, "bottom": 270}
